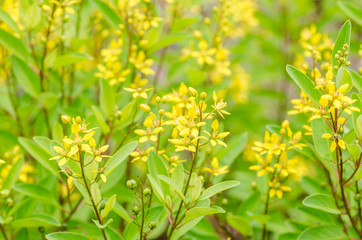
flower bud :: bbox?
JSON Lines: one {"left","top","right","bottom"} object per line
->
{"left": 159, "top": 109, "right": 165, "bottom": 116}
{"left": 251, "top": 181, "right": 257, "bottom": 190}
{"left": 156, "top": 96, "right": 161, "bottom": 103}
{"left": 148, "top": 221, "right": 157, "bottom": 230}
{"left": 132, "top": 206, "right": 140, "bottom": 215}
{"left": 200, "top": 92, "right": 207, "bottom": 99}
{"left": 126, "top": 179, "right": 137, "bottom": 189}
{"left": 143, "top": 188, "right": 152, "bottom": 197}
{"left": 140, "top": 104, "right": 151, "bottom": 113}
{"left": 193, "top": 30, "right": 202, "bottom": 39}
{"left": 75, "top": 116, "right": 81, "bottom": 124}
{"left": 355, "top": 193, "right": 361, "bottom": 201}
{"left": 61, "top": 115, "right": 71, "bottom": 124}
{"left": 221, "top": 198, "right": 228, "bottom": 205}
{"left": 0, "top": 189, "right": 9, "bottom": 198}
{"left": 6, "top": 198, "right": 13, "bottom": 207}
{"left": 188, "top": 87, "right": 198, "bottom": 96}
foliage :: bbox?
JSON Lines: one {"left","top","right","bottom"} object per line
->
{"left": 0, "top": 0, "right": 361, "bottom": 239}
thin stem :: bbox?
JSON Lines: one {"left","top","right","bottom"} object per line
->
{"left": 356, "top": 182, "right": 362, "bottom": 231}
{"left": 140, "top": 181, "right": 145, "bottom": 240}
{"left": 167, "top": 108, "right": 203, "bottom": 240}
{"left": 337, "top": 145, "right": 362, "bottom": 236}
{"left": 0, "top": 224, "right": 8, "bottom": 240}
{"left": 78, "top": 147, "right": 107, "bottom": 240}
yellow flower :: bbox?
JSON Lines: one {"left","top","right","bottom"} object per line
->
{"left": 124, "top": 87, "right": 152, "bottom": 99}
{"left": 204, "top": 119, "right": 230, "bottom": 147}
{"left": 204, "top": 157, "right": 229, "bottom": 176}
{"left": 134, "top": 116, "right": 163, "bottom": 143}
{"left": 249, "top": 154, "right": 274, "bottom": 177}
{"left": 268, "top": 179, "right": 291, "bottom": 199}
{"left": 212, "top": 91, "right": 230, "bottom": 119}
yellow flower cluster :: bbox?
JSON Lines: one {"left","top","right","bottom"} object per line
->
{"left": 213, "top": 0, "right": 258, "bottom": 39}
{"left": 290, "top": 29, "right": 359, "bottom": 153}
{"left": 50, "top": 115, "right": 109, "bottom": 183}
{"left": 95, "top": 39, "right": 131, "bottom": 85}
{"left": 0, "top": 146, "right": 35, "bottom": 188}
{"left": 131, "top": 83, "right": 230, "bottom": 174}
{"left": 96, "top": 0, "right": 161, "bottom": 86}
{"left": 296, "top": 24, "right": 333, "bottom": 74}
{"left": 250, "top": 120, "right": 306, "bottom": 198}
{"left": 289, "top": 27, "right": 358, "bottom": 144}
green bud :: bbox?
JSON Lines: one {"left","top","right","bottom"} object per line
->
{"left": 251, "top": 181, "right": 257, "bottom": 190}
{"left": 355, "top": 193, "right": 361, "bottom": 201}
{"left": 334, "top": 54, "right": 339, "bottom": 60}
{"left": 0, "top": 189, "right": 10, "bottom": 198}
{"left": 132, "top": 206, "right": 140, "bottom": 215}
{"left": 148, "top": 221, "right": 157, "bottom": 230}
{"left": 126, "top": 179, "right": 137, "bottom": 189}
{"left": 6, "top": 198, "right": 13, "bottom": 207}
{"left": 143, "top": 188, "right": 152, "bottom": 197}
{"left": 221, "top": 198, "right": 228, "bottom": 205}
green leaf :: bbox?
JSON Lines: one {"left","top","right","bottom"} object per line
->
{"left": 24, "top": 3, "right": 41, "bottom": 29}
{"left": 338, "top": 1, "right": 362, "bottom": 26}
{"left": 13, "top": 183, "right": 61, "bottom": 208}
{"left": 12, "top": 214, "right": 60, "bottom": 228}
{"left": 100, "top": 79, "right": 115, "bottom": 119}
{"left": 0, "top": 8, "right": 20, "bottom": 33}
{"left": 147, "top": 174, "right": 164, "bottom": 202}
{"left": 104, "top": 141, "right": 137, "bottom": 176}
{"left": 39, "top": 92, "right": 59, "bottom": 110}
{"left": 247, "top": 212, "right": 271, "bottom": 224}
{"left": 302, "top": 194, "right": 340, "bottom": 214}
{"left": 148, "top": 151, "right": 170, "bottom": 196}
{"left": 226, "top": 213, "right": 251, "bottom": 236}
{"left": 189, "top": 173, "right": 202, "bottom": 202}
{"left": 52, "top": 121, "right": 64, "bottom": 143}
{"left": 350, "top": 70, "right": 362, "bottom": 91}
{"left": 1, "top": 157, "right": 24, "bottom": 190}
{"left": 172, "top": 18, "right": 198, "bottom": 32}
{"left": 148, "top": 34, "right": 187, "bottom": 54}
{"left": 158, "top": 175, "right": 185, "bottom": 201}
{"left": 297, "top": 225, "right": 348, "bottom": 240}
{"left": 171, "top": 163, "right": 184, "bottom": 191}
{"left": 53, "top": 52, "right": 93, "bottom": 68}
{"left": 89, "top": 0, "right": 121, "bottom": 28}
{"left": 33, "top": 136, "right": 52, "bottom": 154}
{"left": 286, "top": 65, "right": 321, "bottom": 106}
{"left": 311, "top": 118, "right": 333, "bottom": 162}
{"left": 46, "top": 232, "right": 89, "bottom": 240}
{"left": 0, "top": 29, "right": 28, "bottom": 61}
{"left": 113, "top": 202, "right": 132, "bottom": 223}
{"left": 184, "top": 206, "right": 225, "bottom": 224}
{"left": 101, "top": 194, "right": 117, "bottom": 219}
{"left": 332, "top": 20, "right": 351, "bottom": 75}
{"left": 0, "top": 85, "right": 16, "bottom": 118}
{"left": 335, "top": 67, "right": 352, "bottom": 92}
{"left": 91, "top": 182, "right": 102, "bottom": 210}
{"left": 91, "top": 105, "right": 111, "bottom": 134}
{"left": 18, "top": 137, "right": 58, "bottom": 175}
{"left": 352, "top": 93, "right": 362, "bottom": 137}
{"left": 199, "top": 180, "right": 240, "bottom": 200}
{"left": 11, "top": 56, "right": 41, "bottom": 98}
{"left": 347, "top": 144, "right": 362, "bottom": 161}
